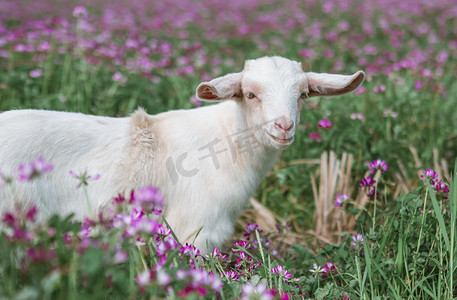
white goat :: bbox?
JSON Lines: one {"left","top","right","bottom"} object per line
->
{"left": 0, "top": 56, "right": 364, "bottom": 252}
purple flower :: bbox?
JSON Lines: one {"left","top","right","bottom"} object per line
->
{"left": 29, "top": 69, "right": 42, "bottom": 78}
{"left": 69, "top": 170, "right": 100, "bottom": 188}
{"left": 136, "top": 269, "right": 152, "bottom": 286}
{"left": 360, "top": 176, "right": 376, "bottom": 188}
{"left": 309, "top": 132, "right": 322, "bottom": 142}
{"left": 271, "top": 265, "right": 292, "bottom": 280}
{"left": 206, "top": 247, "right": 227, "bottom": 260}
{"left": 225, "top": 270, "right": 238, "bottom": 281}
{"left": 322, "top": 262, "right": 338, "bottom": 278}
{"left": 157, "top": 269, "right": 171, "bottom": 286}
{"left": 415, "top": 80, "right": 422, "bottom": 92}
{"left": 421, "top": 169, "right": 438, "bottom": 180}
{"left": 335, "top": 194, "right": 349, "bottom": 207}
{"left": 352, "top": 233, "right": 363, "bottom": 248}
{"left": 232, "top": 240, "right": 250, "bottom": 252}
{"left": 134, "top": 186, "right": 164, "bottom": 214}
{"left": 2, "top": 212, "right": 16, "bottom": 227}
{"left": 369, "top": 159, "right": 388, "bottom": 174}
{"left": 180, "top": 243, "right": 200, "bottom": 256}
{"left": 360, "top": 176, "right": 377, "bottom": 199}
{"left": 299, "top": 49, "right": 315, "bottom": 59}
{"left": 317, "top": 119, "right": 332, "bottom": 129}
{"left": 17, "top": 157, "right": 53, "bottom": 182}
{"left": 190, "top": 96, "right": 202, "bottom": 107}
{"left": 25, "top": 205, "right": 38, "bottom": 222}
{"left": 73, "top": 6, "right": 88, "bottom": 18}
{"left": 354, "top": 86, "right": 366, "bottom": 96}
{"left": 113, "top": 250, "right": 128, "bottom": 263}
{"left": 241, "top": 283, "right": 275, "bottom": 300}
{"left": 112, "top": 72, "right": 127, "bottom": 84}
{"left": 350, "top": 113, "right": 364, "bottom": 120}
{"left": 309, "top": 263, "right": 324, "bottom": 278}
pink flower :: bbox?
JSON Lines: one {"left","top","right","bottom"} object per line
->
{"left": 317, "top": 119, "right": 332, "bottom": 129}
{"left": 322, "top": 262, "right": 338, "bottom": 277}
{"left": 360, "top": 176, "right": 376, "bottom": 188}
{"left": 25, "top": 206, "right": 38, "bottom": 222}
{"left": 69, "top": 170, "right": 100, "bottom": 188}
{"left": 112, "top": 72, "right": 127, "bottom": 84}
{"left": 415, "top": 80, "right": 422, "bottom": 92}
{"left": 309, "top": 132, "right": 322, "bottom": 142}
{"left": 17, "top": 157, "right": 53, "bottom": 181}
{"left": 335, "top": 194, "right": 348, "bottom": 207}
{"left": 134, "top": 186, "right": 164, "bottom": 214}
{"left": 29, "top": 69, "right": 42, "bottom": 78}
{"left": 309, "top": 263, "right": 324, "bottom": 277}
{"left": 271, "top": 265, "right": 292, "bottom": 279}
{"left": 136, "top": 270, "right": 152, "bottom": 286}
{"left": 157, "top": 269, "right": 171, "bottom": 286}
{"left": 299, "top": 49, "right": 314, "bottom": 59}
{"left": 73, "top": 6, "right": 88, "bottom": 18}
{"left": 180, "top": 243, "right": 200, "bottom": 256}
{"left": 354, "top": 86, "right": 366, "bottom": 96}
{"left": 369, "top": 159, "right": 388, "bottom": 174}
{"left": 350, "top": 113, "right": 364, "bottom": 120}
{"left": 113, "top": 250, "right": 128, "bottom": 263}
{"left": 190, "top": 96, "right": 202, "bottom": 107}
{"left": 352, "top": 233, "right": 364, "bottom": 248}
{"left": 225, "top": 270, "right": 238, "bottom": 281}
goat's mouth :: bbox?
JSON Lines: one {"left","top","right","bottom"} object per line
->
{"left": 266, "top": 132, "right": 294, "bottom": 145}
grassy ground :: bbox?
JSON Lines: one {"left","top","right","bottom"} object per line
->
{"left": 0, "top": 0, "right": 456, "bottom": 298}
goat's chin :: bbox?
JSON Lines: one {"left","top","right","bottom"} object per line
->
{"left": 264, "top": 132, "right": 294, "bottom": 149}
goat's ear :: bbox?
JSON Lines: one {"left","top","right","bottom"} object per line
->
{"left": 305, "top": 71, "right": 365, "bottom": 97}
{"left": 196, "top": 72, "right": 242, "bottom": 101}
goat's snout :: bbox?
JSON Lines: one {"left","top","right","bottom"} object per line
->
{"left": 274, "top": 117, "right": 294, "bottom": 133}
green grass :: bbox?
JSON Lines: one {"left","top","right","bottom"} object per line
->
{"left": 1, "top": 0, "right": 457, "bottom": 298}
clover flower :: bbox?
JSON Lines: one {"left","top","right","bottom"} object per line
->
{"left": 112, "top": 71, "right": 127, "bottom": 84}
{"left": 190, "top": 95, "right": 202, "bottom": 107}
{"left": 309, "top": 263, "right": 324, "bottom": 278}
{"left": 232, "top": 240, "right": 250, "bottom": 252}
{"left": 359, "top": 176, "right": 377, "bottom": 199}
{"left": 369, "top": 159, "right": 388, "bottom": 174}
{"left": 225, "top": 270, "right": 239, "bottom": 281}
{"left": 420, "top": 169, "right": 450, "bottom": 199}
{"left": 72, "top": 6, "right": 88, "bottom": 18}
{"left": 322, "top": 262, "right": 338, "bottom": 278}
{"left": 29, "top": 69, "right": 43, "bottom": 78}
{"left": 335, "top": 193, "right": 349, "bottom": 207}
{"left": 69, "top": 170, "right": 100, "bottom": 188}
{"left": 205, "top": 247, "right": 227, "bottom": 261}
{"left": 317, "top": 119, "right": 332, "bottom": 129}
{"left": 136, "top": 269, "right": 152, "bottom": 286}
{"left": 133, "top": 186, "right": 164, "bottom": 215}
{"left": 352, "top": 233, "right": 364, "bottom": 248}
{"left": 177, "top": 269, "right": 222, "bottom": 297}
{"left": 309, "top": 132, "right": 322, "bottom": 142}
{"left": 17, "top": 157, "right": 53, "bottom": 182}
{"left": 350, "top": 113, "right": 364, "bottom": 120}
{"left": 180, "top": 243, "right": 200, "bottom": 256}
{"left": 271, "top": 264, "right": 292, "bottom": 280}
{"left": 241, "top": 282, "right": 275, "bottom": 300}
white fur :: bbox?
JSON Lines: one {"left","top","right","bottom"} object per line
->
{"left": 0, "top": 56, "right": 364, "bottom": 252}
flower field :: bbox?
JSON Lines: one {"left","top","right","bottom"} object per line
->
{"left": 1, "top": 0, "right": 457, "bottom": 299}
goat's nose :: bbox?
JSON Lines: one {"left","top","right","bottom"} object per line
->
{"left": 274, "top": 119, "right": 294, "bottom": 132}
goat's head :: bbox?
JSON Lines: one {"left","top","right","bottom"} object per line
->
{"left": 196, "top": 56, "right": 365, "bottom": 149}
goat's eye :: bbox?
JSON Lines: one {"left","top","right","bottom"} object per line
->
{"left": 246, "top": 92, "right": 257, "bottom": 99}
{"left": 300, "top": 92, "right": 308, "bottom": 99}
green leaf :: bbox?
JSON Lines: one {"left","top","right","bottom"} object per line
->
{"left": 80, "top": 247, "right": 104, "bottom": 275}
